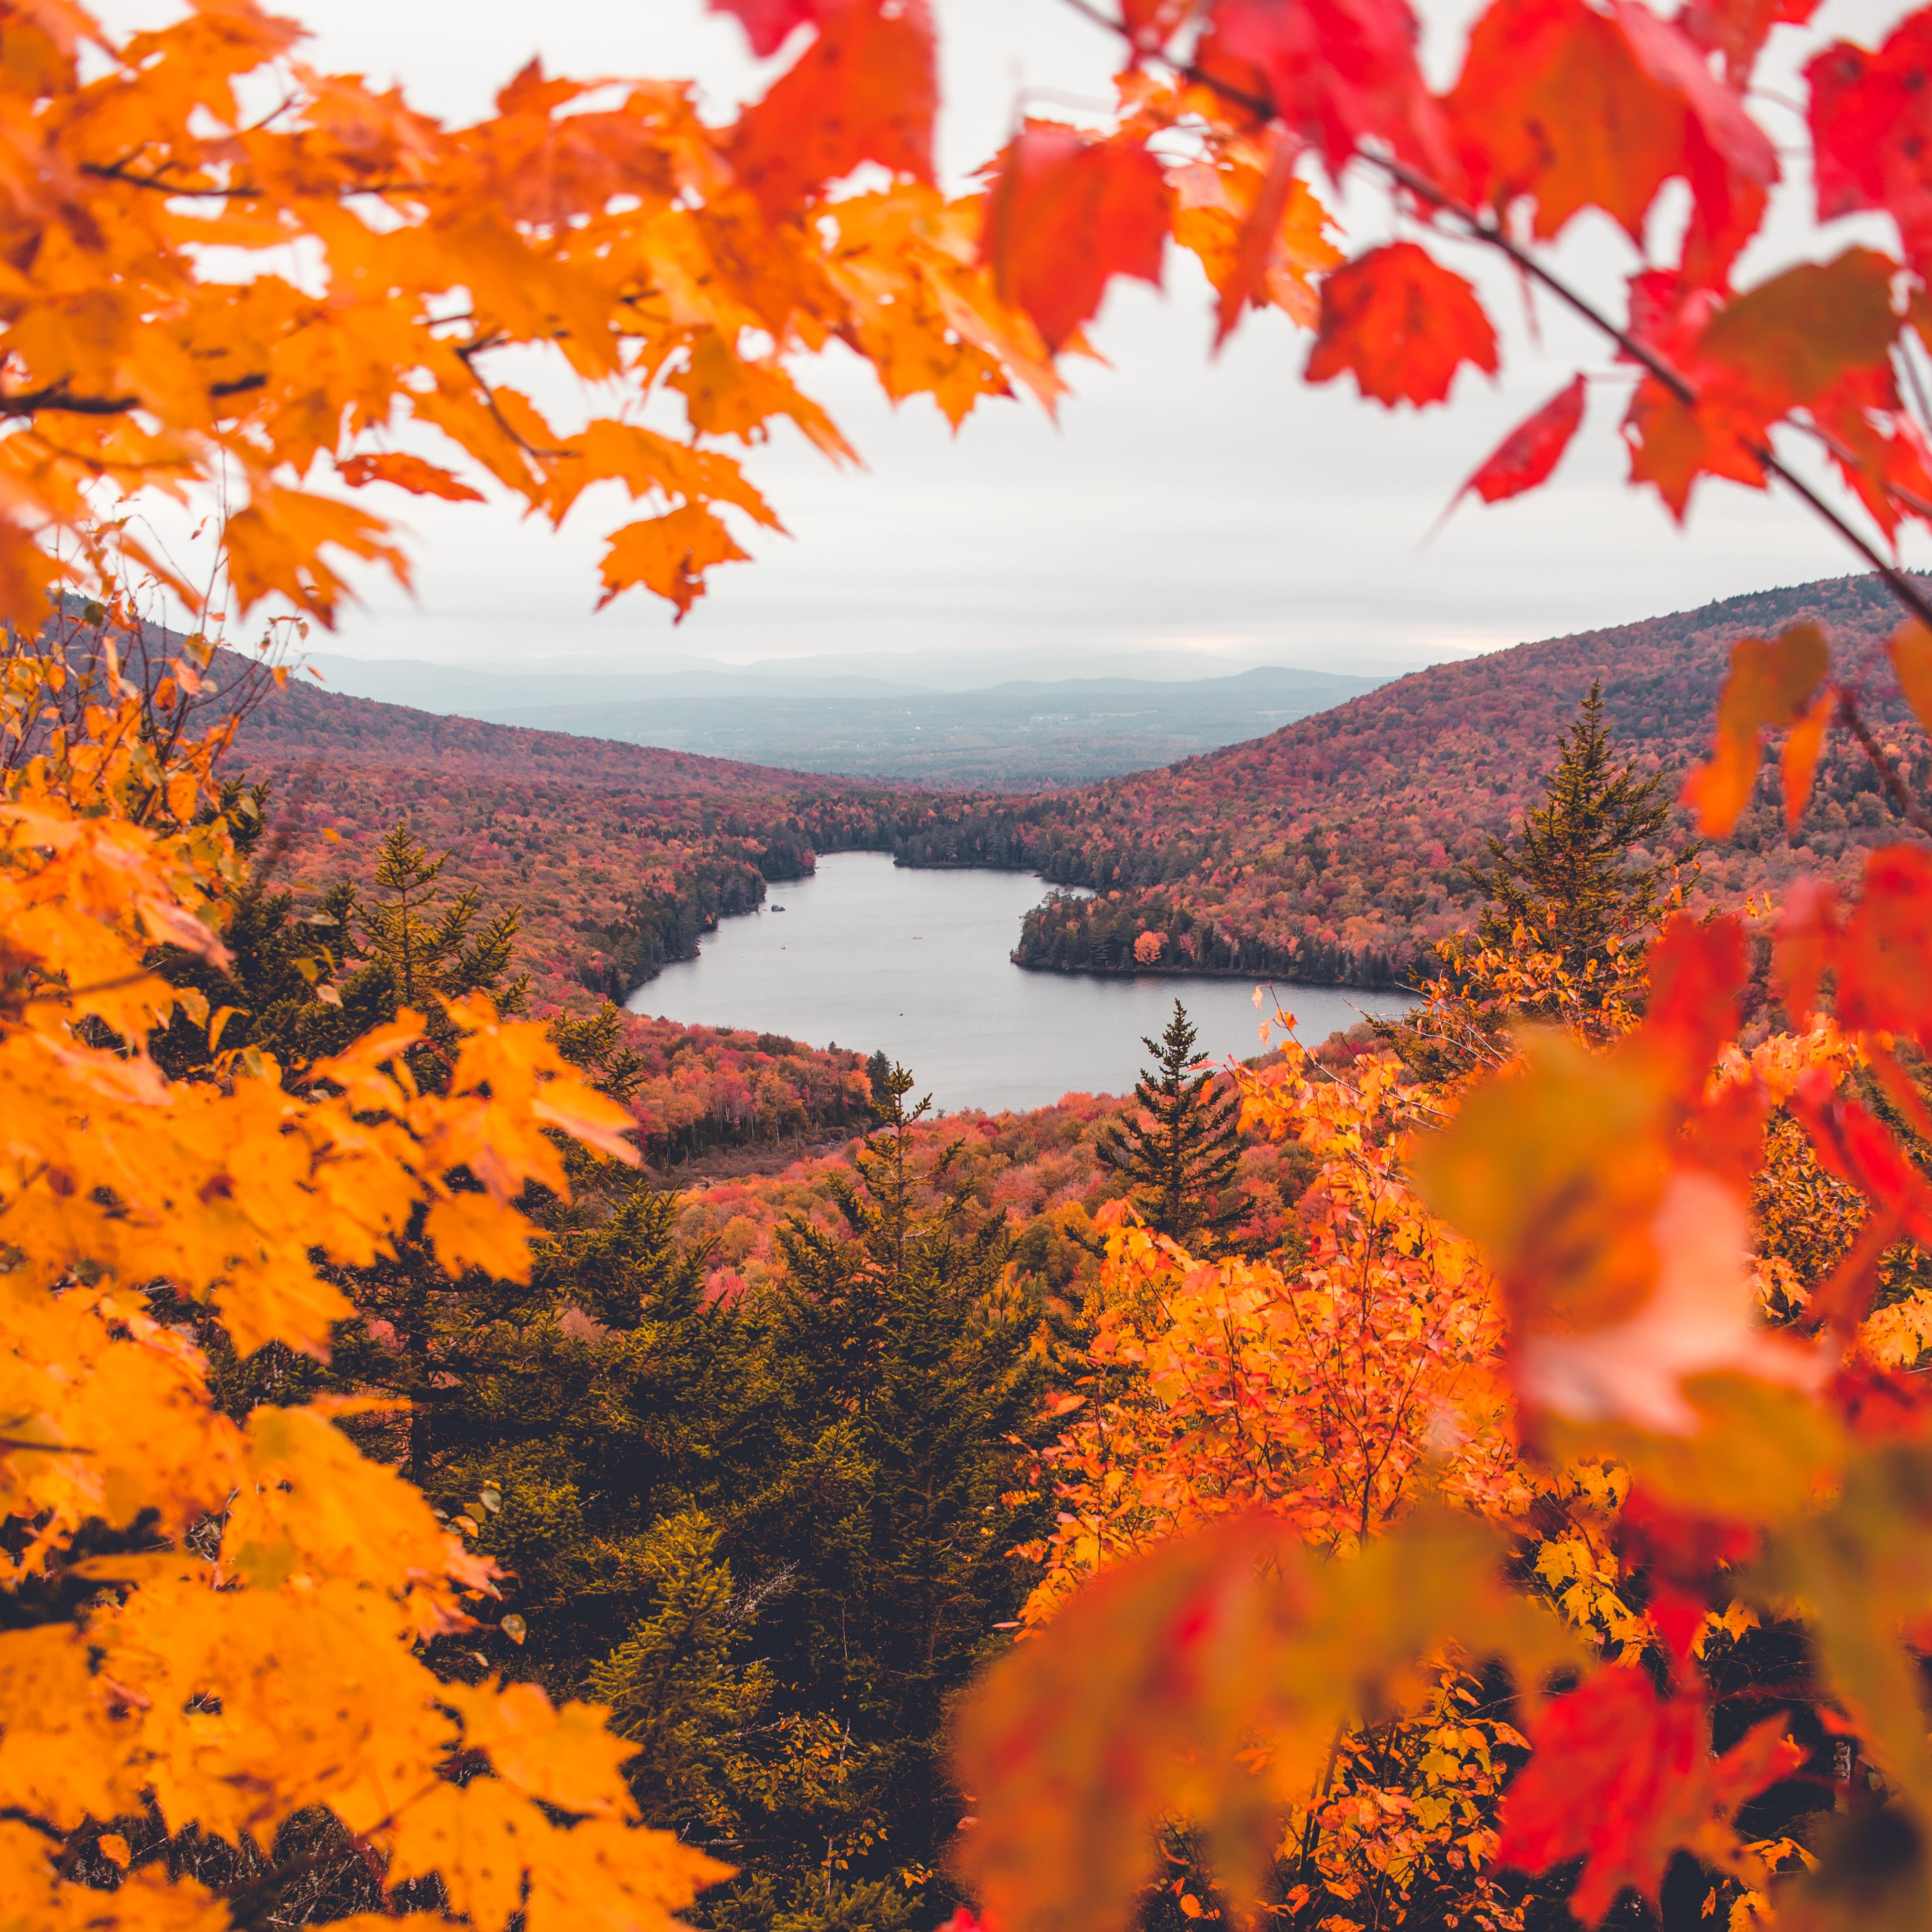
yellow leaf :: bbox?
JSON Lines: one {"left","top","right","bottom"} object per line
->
{"left": 1681, "top": 623, "right": 1830, "bottom": 837}
{"left": 1891, "top": 619, "right": 1932, "bottom": 738}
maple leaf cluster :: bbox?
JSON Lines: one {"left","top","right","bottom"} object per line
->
{"left": 0, "top": 633, "right": 733, "bottom": 1923}
{"left": 19, "top": 0, "right": 1932, "bottom": 1928}
{"left": 0, "top": 0, "right": 1065, "bottom": 630}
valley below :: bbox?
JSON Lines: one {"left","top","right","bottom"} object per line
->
{"left": 234, "top": 569, "right": 1932, "bottom": 1061}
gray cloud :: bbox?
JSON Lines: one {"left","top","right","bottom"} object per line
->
{"left": 95, "top": 0, "right": 1931, "bottom": 677}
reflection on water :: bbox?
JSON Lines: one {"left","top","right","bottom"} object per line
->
{"left": 630, "top": 852, "right": 1417, "bottom": 1115}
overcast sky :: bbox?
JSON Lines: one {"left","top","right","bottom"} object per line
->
{"left": 102, "top": 0, "right": 1926, "bottom": 677}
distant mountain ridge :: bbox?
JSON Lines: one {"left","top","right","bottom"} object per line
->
{"left": 891, "top": 573, "right": 1932, "bottom": 985}
{"left": 297, "top": 654, "right": 1385, "bottom": 788}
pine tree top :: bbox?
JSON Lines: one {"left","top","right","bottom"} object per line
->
{"left": 1468, "top": 683, "right": 1697, "bottom": 985}
{"left": 1095, "top": 1001, "right": 1244, "bottom": 1244}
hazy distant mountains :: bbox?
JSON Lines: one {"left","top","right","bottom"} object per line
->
{"left": 301, "top": 654, "right": 1387, "bottom": 787}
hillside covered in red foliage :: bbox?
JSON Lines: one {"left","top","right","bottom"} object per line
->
{"left": 231, "top": 572, "right": 1930, "bottom": 1022}
{"left": 903, "top": 573, "right": 1931, "bottom": 985}
{"left": 232, "top": 672, "right": 961, "bottom": 1007}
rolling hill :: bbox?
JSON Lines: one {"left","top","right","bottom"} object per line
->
{"left": 895, "top": 573, "right": 1932, "bottom": 984}
{"left": 230, "top": 570, "right": 1932, "bottom": 1015}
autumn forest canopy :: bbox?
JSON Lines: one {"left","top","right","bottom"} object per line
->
{"left": 22, "top": 0, "right": 1932, "bottom": 1930}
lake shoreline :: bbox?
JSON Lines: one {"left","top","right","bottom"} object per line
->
{"left": 630, "top": 852, "right": 1415, "bottom": 1113}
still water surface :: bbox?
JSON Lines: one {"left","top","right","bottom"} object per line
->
{"left": 630, "top": 853, "right": 1416, "bottom": 1115}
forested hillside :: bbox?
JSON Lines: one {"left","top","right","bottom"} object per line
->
{"left": 232, "top": 672, "right": 954, "bottom": 1006}
{"left": 237, "top": 572, "right": 1931, "bottom": 1004}
{"left": 904, "top": 573, "right": 1931, "bottom": 984}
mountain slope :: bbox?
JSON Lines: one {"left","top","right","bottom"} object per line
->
{"left": 233, "top": 572, "right": 1931, "bottom": 1007}
{"left": 897, "top": 573, "right": 1929, "bottom": 984}
{"left": 230, "top": 675, "right": 946, "bottom": 1006}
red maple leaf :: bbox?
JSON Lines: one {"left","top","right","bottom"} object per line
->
{"left": 1834, "top": 843, "right": 1932, "bottom": 1045}
{"left": 706, "top": 0, "right": 818, "bottom": 57}
{"left": 1198, "top": 0, "right": 1449, "bottom": 177}
{"left": 1811, "top": 363, "right": 1932, "bottom": 540}
{"left": 1810, "top": 12, "right": 1932, "bottom": 275}
{"left": 1622, "top": 247, "right": 1900, "bottom": 519}
{"left": 729, "top": 0, "right": 935, "bottom": 216}
{"left": 1679, "top": 0, "right": 1819, "bottom": 90}
{"left": 981, "top": 125, "right": 1170, "bottom": 354}
{"left": 1450, "top": 374, "right": 1587, "bottom": 510}
{"left": 1304, "top": 241, "right": 1497, "bottom": 407}
{"left": 1449, "top": 0, "right": 1772, "bottom": 281}
{"left": 1496, "top": 1670, "right": 1799, "bottom": 1925}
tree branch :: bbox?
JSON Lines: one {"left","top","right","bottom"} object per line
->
{"left": 1056, "top": 0, "right": 1932, "bottom": 814}
{"left": 0, "top": 372, "right": 264, "bottom": 420}
{"left": 1833, "top": 686, "right": 1932, "bottom": 837}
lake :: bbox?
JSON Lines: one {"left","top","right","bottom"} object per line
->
{"left": 629, "top": 852, "right": 1418, "bottom": 1114}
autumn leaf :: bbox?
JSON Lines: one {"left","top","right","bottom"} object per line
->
{"left": 1449, "top": 0, "right": 1702, "bottom": 241}
{"left": 1414, "top": 918, "right": 1827, "bottom": 1432}
{"left": 1696, "top": 249, "right": 1900, "bottom": 418}
{"left": 1809, "top": 12, "right": 1932, "bottom": 274}
{"left": 954, "top": 1509, "right": 1574, "bottom": 1932}
{"left": 981, "top": 124, "right": 1170, "bottom": 355}
{"left": 707, "top": 0, "right": 818, "bottom": 56}
{"left": 729, "top": 0, "right": 936, "bottom": 216}
{"left": 1211, "top": 132, "right": 1306, "bottom": 348}
{"left": 223, "top": 487, "right": 412, "bottom": 627}
{"left": 1625, "top": 249, "right": 1902, "bottom": 519}
{"left": 1680, "top": 0, "right": 1818, "bottom": 90}
{"left": 1304, "top": 242, "right": 1498, "bottom": 407}
{"left": 1611, "top": 1, "right": 1778, "bottom": 200}
{"left": 1510, "top": 1165, "right": 1827, "bottom": 1436}
{"left": 337, "top": 452, "right": 486, "bottom": 502}
{"left": 669, "top": 333, "right": 858, "bottom": 462}
{"left": 1169, "top": 143, "right": 1340, "bottom": 339}
{"left": 1448, "top": 373, "right": 1587, "bottom": 511}
{"left": 1891, "top": 618, "right": 1932, "bottom": 734}
{"left": 1199, "top": 0, "right": 1451, "bottom": 178}
{"left": 1824, "top": 843, "right": 1932, "bottom": 1047}
{"left": 1495, "top": 1670, "right": 1800, "bottom": 1923}
{"left": 1809, "top": 365, "right": 1932, "bottom": 540}
{"left": 596, "top": 506, "right": 752, "bottom": 620}
{"left": 1680, "top": 621, "right": 1831, "bottom": 835}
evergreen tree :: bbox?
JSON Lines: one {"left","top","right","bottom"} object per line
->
{"left": 360, "top": 816, "right": 525, "bottom": 1013}
{"left": 755, "top": 1065, "right": 1049, "bottom": 1914}
{"left": 1384, "top": 685, "right": 1701, "bottom": 1079}
{"left": 1467, "top": 682, "right": 1695, "bottom": 983}
{"left": 1094, "top": 1001, "right": 1243, "bottom": 1244}
{"left": 155, "top": 820, "right": 1052, "bottom": 1932}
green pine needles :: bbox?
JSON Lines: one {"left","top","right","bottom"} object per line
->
{"left": 1468, "top": 682, "right": 1699, "bottom": 984}
{"left": 1095, "top": 1001, "right": 1243, "bottom": 1244}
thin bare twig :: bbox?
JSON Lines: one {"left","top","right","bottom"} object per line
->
{"left": 1834, "top": 686, "right": 1932, "bottom": 836}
